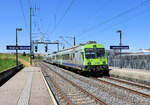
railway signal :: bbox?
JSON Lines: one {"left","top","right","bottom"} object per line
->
{"left": 35, "top": 46, "right": 38, "bottom": 52}
{"left": 33, "top": 40, "right": 59, "bottom": 52}
{"left": 45, "top": 45, "right": 48, "bottom": 52}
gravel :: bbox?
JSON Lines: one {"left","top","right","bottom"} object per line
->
{"left": 40, "top": 62, "right": 102, "bottom": 105}
{"left": 42, "top": 62, "right": 150, "bottom": 105}
{"left": 99, "top": 77, "right": 150, "bottom": 96}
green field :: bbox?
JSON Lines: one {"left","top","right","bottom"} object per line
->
{"left": 0, "top": 53, "right": 30, "bottom": 72}
{"left": 0, "top": 53, "right": 30, "bottom": 62}
{"left": 0, "top": 58, "right": 17, "bottom": 72}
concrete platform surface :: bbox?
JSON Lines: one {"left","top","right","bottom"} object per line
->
{"left": 110, "top": 67, "right": 150, "bottom": 85}
{"left": 0, "top": 67, "right": 55, "bottom": 105}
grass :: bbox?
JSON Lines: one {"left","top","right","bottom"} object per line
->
{"left": 0, "top": 53, "right": 30, "bottom": 62}
{"left": 0, "top": 53, "right": 30, "bottom": 72}
{"left": 0, "top": 58, "right": 17, "bottom": 72}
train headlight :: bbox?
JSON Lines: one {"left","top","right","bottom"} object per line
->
{"left": 88, "top": 61, "right": 91, "bottom": 65}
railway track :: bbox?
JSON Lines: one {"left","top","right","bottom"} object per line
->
{"left": 103, "top": 76, "right": 150, "bottom": 90}
{"left": 40, "top": 62, "right": 150, "bottom": 105}
{"left": 45, "top": 62, "right": 150, "bottom": 98}
{"left": 38, "top": 62, "right": 107, "bottom": 105}
{"left": 37, "top": 62, "right": 72, "bottom": 105}
{"left": 103, "top": 76, "right": 150, "bottom": 95}
{"left": 91, "top": 77, "right": 150, "bottom": 99}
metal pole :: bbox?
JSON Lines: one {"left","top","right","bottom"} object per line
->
{"left": 74, "top": 36, "right": 76, "bottom": 46}
{"left": 120, "top": 31, "right": 122, "bottom": 52}
{"left": 30, "top": 7, "right": 32, "bottom": 65}
{"left": 119, "top": 31, "right": 122, "bottom": 68}
{"left": 16, "top": 29, "right": 18, "bottom": 68}
{"left": 57, "top": 43, "right": 59, "bottom": 52}
{"left": 117, "top": 30, "right": 122, "bottom": 68}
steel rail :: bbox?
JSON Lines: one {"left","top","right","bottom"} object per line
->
{"left": 91, "top": 77, "right": 150, "bottom": 99}
{"left": 40, "top": 63, "right": 73, "bottom": 105}
{"left": 104, "top": 76, "right": 150, "bottom": 90}
{"left": 42, "top": 62, "right": 107, "bottom": 105}
{"left": 47, "top": 77, "right": 73, "bottom": 105}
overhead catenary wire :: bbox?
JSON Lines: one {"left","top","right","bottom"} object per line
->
{"left": 31, "top": 0, "right": 43, "bottom": 39}
{"left": 99, "top": 7, "right": 150, "bottom": 34}
{"left": 45, "top": 0, "right": 62, "bottom": 34}
{"left": 60, "top": 36, "right": 73, "bottom": 47}
{"left": 50, "top": 0, "right": 75, "bottom": 35}
{"left": 18, "top": 0, "right": 29, "bottom": 33}
{"left": 45, "top": 13, "right": 56, "bottom": 35}
{"left": 78, "top": 0, "right": 150, "bottom": 39}
{"left": 28, "top": 0, "right": 45, "bottom": 42}
{"left": 77, "top": 6, "right": 150, "bottom": 43}
{"left": 80, "top": 0, "right": 113, "bottom": 28}
{"left": 45, "top": 0, "right": 64, "bottom": 37}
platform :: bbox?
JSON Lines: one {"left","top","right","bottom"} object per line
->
{"left": 0, "top": 67, "right": 57, "bottom": 105}
{"left": 109, "top": 67, "right": 150, "bottom": 85}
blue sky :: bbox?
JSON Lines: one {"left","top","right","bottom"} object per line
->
{"left": 0, "top": 0, "right": 150, "bottom": 53}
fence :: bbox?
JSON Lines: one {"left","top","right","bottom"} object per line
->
{"left": 109, "top": 54, "right": 150, "bottom": 70}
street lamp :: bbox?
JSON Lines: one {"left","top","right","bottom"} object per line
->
{"left": 116, "top": 30, "right": 122, "bottom": 47}
{"left": 16, "top": 28, "right": 22, "bottom": 68}
{"left": 116, "top": 30, "right": 122, "bottom": 68}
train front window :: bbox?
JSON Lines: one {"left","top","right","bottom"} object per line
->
{"left": 96, "top": 48, "right": 105, "bottom": 58}
{"left": 85, "top": 48, "right": 96, "bottom": 59}
{"left": 85, "top": 52, "right": 96, "bottom": 59}
{"left": 85, "top": 48, "right": 105, "bottom": 59}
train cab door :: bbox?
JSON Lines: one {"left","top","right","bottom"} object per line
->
{"left": 75, "top": 51, "right": 83, "bottom": 66}
{"left": 72, "top": 52, "right": 76, "bottom": 66}
{"left": 60, "top": 52, "right": 62, "bottom": 65}
{"left": 81, "top": 52, "right": 84, "bottom": 65}
{"left": 74, "top": 51, "right": 78, "bottom": 65}
{"left": 72, "top": 50, "right": 78, "bottom": 67}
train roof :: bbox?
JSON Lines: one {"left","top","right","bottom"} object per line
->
{"left": 51, "top": 41, "right": 104, "bottom": 54}
{"left": 52, "top": 44, "right": 83, "bottom": 54}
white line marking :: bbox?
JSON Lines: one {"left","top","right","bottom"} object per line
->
{"left": 41, "top": 69, "right": 58, "bottom": 105}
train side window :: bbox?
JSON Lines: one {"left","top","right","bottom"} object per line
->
{"left": 62, "top": 54, "right": 70, "bottom": 60}
{"left": 66, "top": 54, "right": 69, "bottom": 60}
{"left": 56, "top": 55, "right": 59, "bottom": 60}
